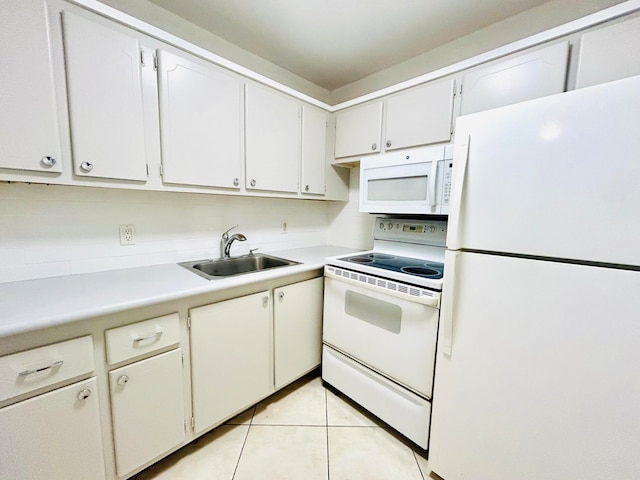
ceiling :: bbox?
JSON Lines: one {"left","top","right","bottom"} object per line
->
{"left": 144, "top": 0, "right": 554, "bottom": 92}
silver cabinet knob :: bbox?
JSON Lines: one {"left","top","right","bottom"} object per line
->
{"left": 77, "top": 389, "right": 92, "bottom": 401}
{"left": 262, "top": 296, "right": 269, "bottom": 307}
{"left": 371, "top": 143, "right": 377, "bottom": 151}
{"left": 233, "top": 178, "right": 239, "bottom": 187}
{"left": 305, "top": 185, "right": 310, "bottom": 192}
{"left": 40, "top": 156, "right": 56, "bottom": 168}
{"left": 117, "top": 375, "right": 129, "bottom": 386}
{"left": 278, "top": 291, "right": 285, "bottom": 300}
{"left": 250, "top": 179, "right": 256, "bottom": 187}
{"left": 80, "top": 162, "right": 94, "bottom": 172}
{"left": 386, "top": 140, "right": 392, "bottom": 148}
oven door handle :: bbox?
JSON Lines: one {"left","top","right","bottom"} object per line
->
{"left": 325, "top": 268, "right": 440, "bottom": 308}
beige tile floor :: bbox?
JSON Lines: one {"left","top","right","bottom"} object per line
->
{"left": 134, "top": 373, "right": 441, "bottom": 480}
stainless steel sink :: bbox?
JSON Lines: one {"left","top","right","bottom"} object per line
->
{"left": 179, "top": 253, "right": 300, "bottom": 280}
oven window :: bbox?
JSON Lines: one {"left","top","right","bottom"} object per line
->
{"left": 345, "top": 290, "right": 401, "bottom": 334}
{"left": 367, "top": 176, "right": 428, "bottom": 201}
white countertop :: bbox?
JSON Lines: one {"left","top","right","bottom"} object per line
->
{"left": 0, "top": 245, "right": 358, "bottom": 339}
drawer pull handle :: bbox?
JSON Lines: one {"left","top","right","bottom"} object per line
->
{"left": 133, "top": 331, "right": 162, "bottom": 345}
{"left": 18, "top": 360, "right": 64, "bottom": 378}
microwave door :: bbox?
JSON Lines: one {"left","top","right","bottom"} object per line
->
{"left": 360, "top": 161, "right": 438, "bottom": 214}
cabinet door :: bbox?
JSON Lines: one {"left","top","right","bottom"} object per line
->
{"left": 62, "top": 11, "right": 148, "bottom": 181}
{"left": 0, "top": 377, "right": 105, "bottom": 480}
{"left": 301, "top": 106, "right": 326, "bottom": 195}
{"left": 109, "top": 349, "right": 185, "bottom": 477}
{"left": 0, "top": 0, "right": 62, "bottom": 173}
{"left": 576, "top": 16, "right": 640, "bottom": 89}
{"left": 157, "top": 50, "right": 242, "bottom": 188}
{"left": 460, "top": 42, "right": 569, "bottom": 115}
{"left": 335, "top": 101, "right": 383, "bottom": 158}
{"left": 190, "top": 291, "right": 271, "bottom": 433}
{"left": 274, "top": 278, "right": 323, "bottom": 389}
{"left": 245, "top": 84, "right": 299, "bottom": 193}
{"left": 384, "top": 80, "right": 454, "bottom": 151}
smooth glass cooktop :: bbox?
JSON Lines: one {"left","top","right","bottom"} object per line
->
{"left": 338, "top": 253, "right": 444, "bottom": 280}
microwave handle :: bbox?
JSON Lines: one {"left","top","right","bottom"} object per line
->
{"left": 428, "top": 160, "right": 438, "bottom": 206}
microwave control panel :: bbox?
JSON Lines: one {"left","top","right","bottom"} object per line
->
{"left": 442, "top": 161, "right": 453, "bottom": 206}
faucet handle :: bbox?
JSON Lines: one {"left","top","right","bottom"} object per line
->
{"left": 222, "top": 224, "right": 238, "bottom": 239}
{"left": 249, "top": 248, "right": 259, "bottom": 256}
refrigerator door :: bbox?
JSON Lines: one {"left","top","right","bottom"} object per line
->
{"left": 430, "top": 251, "right": 640, "bottom": 479}
{"left": 448, "top": 75, "right": 640, "bottom": 266}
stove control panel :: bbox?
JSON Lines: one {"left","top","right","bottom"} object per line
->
{"left": 373, "top": 217, "right": 447, "bottom": 246}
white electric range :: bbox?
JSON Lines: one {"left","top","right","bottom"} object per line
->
{"left": 322, "top": 217, "right": 447, "bottom": 450}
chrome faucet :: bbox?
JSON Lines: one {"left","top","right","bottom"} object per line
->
{"left": 220, "top": 225, "right": 247, "bottom": 258}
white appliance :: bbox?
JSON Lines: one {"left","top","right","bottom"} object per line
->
{"left": 359, "top": 144, "right": 453, "bottom": 215}
{"left": 322, "top": 217, "right": 446, "bottom": 449}
{"left": 430, "top": 75, "right": 640, "bottom": 479}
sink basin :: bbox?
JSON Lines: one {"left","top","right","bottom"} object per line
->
{"left": 179, "top": 254, "right": 300, "bottom": 280}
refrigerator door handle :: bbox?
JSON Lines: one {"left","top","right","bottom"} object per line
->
{"left": 441, "top": 250, "right": 459, "bottom": 356}
{"left": 447, "top": 136, "right": 470, "bottom": 250}
{"left": 428, "top": 159, "right": 438, "bottom": 206}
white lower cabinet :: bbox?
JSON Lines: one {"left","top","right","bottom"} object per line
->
{"left": 274, "top": 278, "right": 324, "bottom": 389}
{"left": 109, "top": 348, "right": 185, "bottom": 477}
{"left": 190, "top": 291, "right": 272, "bottom": 433}
{"left": 0, "top": 377, "right": 106, "bottom": 480}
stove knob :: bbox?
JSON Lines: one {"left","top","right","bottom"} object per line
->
{"left": 387, "top": 222, "right": 393, "bottom": 230}
{"left": 379, "top": 222, "right": 384, "bottom": 229}
{"left": 430, "top": 225, "right": 436, "bottom": 233}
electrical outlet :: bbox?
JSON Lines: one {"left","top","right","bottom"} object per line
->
{"left": 281, "top": 220, "right": 288, "bottom": 233}
{"left": 119, "top": 224, "right": 135, "bottom": 245}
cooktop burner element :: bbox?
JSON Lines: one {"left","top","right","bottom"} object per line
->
{"left": 340, "top": 253, "right": 444, "bottom": 280}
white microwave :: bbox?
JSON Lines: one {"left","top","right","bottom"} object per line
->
{"left": 359, "top": 144, "right": 453, "bottom": 215}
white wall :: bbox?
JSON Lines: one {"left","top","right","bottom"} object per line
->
{"left": 0, "top": 183, "right": 336, "bottom": 284}
{"left": 327, "top": 167, "right": 375, "bottom": 251}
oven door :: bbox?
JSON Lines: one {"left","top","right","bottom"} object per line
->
{"left": 323, "top": 276, "right": 439, "bottom": 398}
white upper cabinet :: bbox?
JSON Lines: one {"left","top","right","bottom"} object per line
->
{"left": 460, "top": 42, "right": 569, "bottom": 115}
{"left": 157, "top": 50, "right": 242, "bottom": 188}
{"left": 62, "top": 11, "right": 148, "bottom": 182}
{"left": 334, "top": 101, "right": 383, "bottom": 158}
{"left": 576, "top": 16, "right": 640, "bottom": 89}
{"left": 384, "top": 79, "right": 455, "bottom": 151}
{"left": 0, "top": 0, "right": 62, "bottom": 173}
{"left": 301, "top": 106, "right": 327, "bottom": 195}
{"left": 245, "top": 83, "right": 299, "bottom": 193}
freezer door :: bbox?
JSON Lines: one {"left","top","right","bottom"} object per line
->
{"left": 449, "top": 75, "right": 640, "bottom": 266}
{"left": 430, "top": 251, "right": 640, "bottom": 479}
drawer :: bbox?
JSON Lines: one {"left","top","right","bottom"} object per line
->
{"left": 105, "top": 313, "right": 180, "bottom": 365}
{"left": 0, "top": 335, "right": 94, "bottom": 403}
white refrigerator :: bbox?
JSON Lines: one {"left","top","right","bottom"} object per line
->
{"left": 429, "top": 75, "right": 640, "bottom": 479}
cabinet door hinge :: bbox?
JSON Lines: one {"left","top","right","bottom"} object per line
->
{"left": 159, "top": 163, "right": 164, "bottom": 176}
{"left": 191, "top": 416, "right": 195, "bottom": 430}
{"left": 145, "top": 163, "right": 149, "bottom": 177}
{"left": 184, "top": 418, "right": 188, "bottom": 432}
{"left": 153, "top": 52, "right": 158, "bottom": 71}
{"left": 187, "top": 315, "right": 191, "bottom": 329}
{"left": 140, "top": 49, "right": 145, "bottom": 67}
{"left": 181, "top": 350, "right": 185, "bottom": 367}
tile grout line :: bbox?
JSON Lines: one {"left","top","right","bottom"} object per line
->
{"left": 325, "top": 386, "right": 331, "bottom": 480}
{"left": 231, "top": 405, "right": 256, "bottom": 480}
{"left": 412, "top": 448, "right": 426, "bottom": 480}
